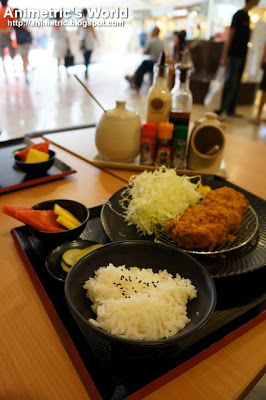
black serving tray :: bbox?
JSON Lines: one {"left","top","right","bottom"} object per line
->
{"left": 11, "top": 204, "right": 266, "bottom": 400}
{"left": 0, "top": 137, "right": 76, "bottom": 194}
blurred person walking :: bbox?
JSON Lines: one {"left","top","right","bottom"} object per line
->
{"left": 52, "top": 12, "right": 68, "bottom": 74}
{"left": 215, "top": 0, "right": 260, "bottom": 118}
{"left": 166, "top": 30, "right": 187, "bottom": 90}
{"left": 79, "top": 8, "right": 97, "bottom": 80}
{"left": 125, "top": 26, "right": 164, "bottom": 92}
{"left": 254, "top": 41, "right": 266, "bottom": 124}
{"left": 13, "top": 9, "right": 32, "bottom": 84}
{"left": 0, "top": 0, "right": 16, "bottom": 77}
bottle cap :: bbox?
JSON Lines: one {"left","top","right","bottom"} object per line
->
{"left": 158, "top": 122, "right": 174, "bottom": 140}
{"left": 174, "top": 125, "right": 188, "bottom": 140}
{"left": 176, "top": 49, "right": 192, "bottom": 71}
{"left": 142, "top": 122, "right": 157, "bottom": 137}
{"left": 175, "top": 49, "right": 192, "bottom": 83}
{"left": 154, "top": 52, "right": 169, "bottom": 78}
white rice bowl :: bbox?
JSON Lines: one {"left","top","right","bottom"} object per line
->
{"left": 83, "top": 263, "right": 197, "bottom": 341}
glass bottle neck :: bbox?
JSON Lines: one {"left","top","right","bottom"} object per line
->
{"left": 179, "top": 78, "right": 190, "bottom": 90}
{"left": 173, "top": 70, "right": 190, "bottom": 91}
{"left": 153, "top": 75, "right": 167, "bottom": 86}
{"left": 152, "top": 64, "right": 169, "bottom": 86}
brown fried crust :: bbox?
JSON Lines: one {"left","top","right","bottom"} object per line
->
{"left": 167, "top": 187, "right": 249, "bottom": 251}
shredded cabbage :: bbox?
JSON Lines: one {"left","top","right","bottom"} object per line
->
{"left": 119, "top": 166, "right": 202, "bottom": 236}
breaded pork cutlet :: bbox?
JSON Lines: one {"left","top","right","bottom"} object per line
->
{"left": 167, "top": 187, "right": 249, "bottom": 251}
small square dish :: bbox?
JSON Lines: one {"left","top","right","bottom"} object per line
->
{"left": 0, "top": 138, "right": 76, "bottom": 194}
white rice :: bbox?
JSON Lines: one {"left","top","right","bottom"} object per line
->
{"left": 83, "top": 264, "right": 197, "bottom": 341}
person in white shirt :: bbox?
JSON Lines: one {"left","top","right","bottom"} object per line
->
{"left": 125, "top": 26, "right": 164, "bottom": 91}
{"left": 79, "top": 8, "right": 97, "bottom": 80}
{"left": 52, "top": 12, "right": 69, "bottom": 73}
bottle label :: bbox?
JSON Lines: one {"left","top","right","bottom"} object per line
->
{"left": 155, "top": 146, "right": 172, "bottom": 167}
{"left": 172, "top": 138, "right": 186, "bottom": 169}
{"left": 140, "top": 137, "right": 155, "bottom": 165}
{"left": 150, "top": 98, "right": 164, "bottom": 110}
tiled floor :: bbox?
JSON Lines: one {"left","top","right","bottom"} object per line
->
{"left": 0, "top": 50, "right": 265, "bottom": 143}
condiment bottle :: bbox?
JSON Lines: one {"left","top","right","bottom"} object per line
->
{"left": 146, "top": 52, "right": 171, "bottom": 124}
{"left": 154, "top": 122, "right": 174, "bottom": 167}
{"left": 140, "top": 122, "right": 157, "bottom": 165}
{"left": 169, "top": 50, "right": 192, "bottom": 169}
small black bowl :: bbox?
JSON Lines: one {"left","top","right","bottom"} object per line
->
{"left": 45, "top": 239, "right": 101, "bottom": 282}
{"left": 30, "top": 199, "right": 90, "bottom": 244}
{"left": 65, "top": 241, "right": 216, "bottom": 349}
{"left": 14, "top": 150, "right": 56, "bottom": 175}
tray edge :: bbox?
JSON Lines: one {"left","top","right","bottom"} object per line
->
{"left": 10, "top": 228, "right": 103, "bottom": 400}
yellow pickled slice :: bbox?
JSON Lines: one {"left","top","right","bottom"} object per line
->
{"left": 54, "top": 203, "right": 81, "bottom": 227}
{"left": 76, "top": 244, "right": 103, "bottom": 260}
{"left": 56, "top": 216, "right": 79, "bottom": 230}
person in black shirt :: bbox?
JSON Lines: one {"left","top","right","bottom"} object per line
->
{"left": 215, "top": 0, "right": 260, "bottom": 117}
{"left": 254, "top": 41, "right": 266, "bottom": 123}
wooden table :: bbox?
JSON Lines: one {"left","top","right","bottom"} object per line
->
{"left": 0, "top": 138, "right": 265, "bottom": 400}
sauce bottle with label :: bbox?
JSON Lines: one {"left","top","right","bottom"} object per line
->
{"left": 146, "top": 52, "right": 171, "bottom": 124}
{"left": 140, "top": 122, "right": 157, "bottom": 165}
{"left": 154, "top": 122, "right": 174, "bottom": 167}
{"left": 169, "top": 50, "right": 192, "bottom": 169}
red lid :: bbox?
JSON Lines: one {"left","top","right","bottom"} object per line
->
{"left": 141, "top": 123, "right": 157, "bottom": 137}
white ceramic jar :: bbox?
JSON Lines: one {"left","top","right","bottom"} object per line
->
{"left": 95, "top": 101, "right": 141, "bottom": 163}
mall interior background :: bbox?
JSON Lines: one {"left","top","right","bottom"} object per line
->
{"left": 0, "top": 0, "right": 266, "bottom": 143}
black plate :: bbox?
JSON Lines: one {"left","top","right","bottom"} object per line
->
{"left": 45, "top": 239, "right": 100, "bottom": 282}
{"left": 101, "top": 177, "right": 266, "bottom": 278}
{"left": 0, "top": 137, "right": 76, "bottom": 194}
{"left": 101, "top": 187, "right": 152, "bottom": 242}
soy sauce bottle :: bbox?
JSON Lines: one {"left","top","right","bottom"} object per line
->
{"left": 169, "top": 50, "right": 192, "bottom": 169}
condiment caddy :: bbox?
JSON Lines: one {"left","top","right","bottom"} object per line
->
{"left": 92, "top": 50, "right": 226, "bottom": 173}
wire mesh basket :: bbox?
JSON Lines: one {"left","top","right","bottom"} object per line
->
{"left": 155, "top": 206, "right": 259, "bottom": 255}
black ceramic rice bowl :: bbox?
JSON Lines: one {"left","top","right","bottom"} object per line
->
{"left": 65, "top": 241, "right": 216, "bottom": 349}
